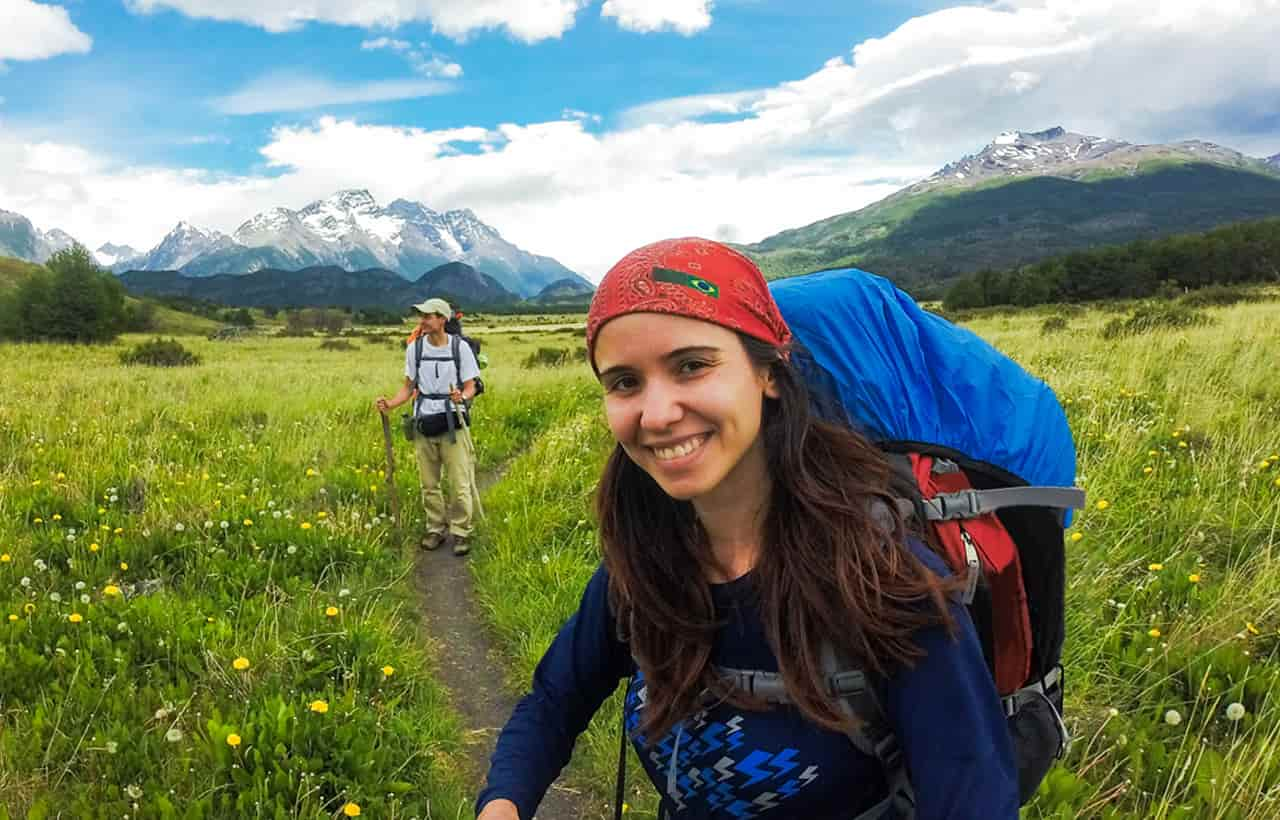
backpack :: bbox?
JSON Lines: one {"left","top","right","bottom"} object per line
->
{"left": 444, "top": 311, "right": 487, "bottom": 392}
{"left": 612, "top": 268, "right": 1083, "bottom": 819}
{"left": 408, "top": 332, "right": 481, "bottom": 443}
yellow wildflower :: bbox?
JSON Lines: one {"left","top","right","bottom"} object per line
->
{"left": 316, "top": 511, "right": 327, "bottom": 519}
{"left": 98, "top": 507, "right": 106, "bottom": 513}
{"left": 1188, "top": 573, "right": 1201, "bottom": 583}
{"left": 113, "top": 527, "right": 123, "bottom": 535}
{"left": 243, "top": 518, "right": 253, "bottom": 527}
{"left": 300, "top": 522, "right": 312, "bottom": 530}
{"left": 23, "top": 603, "right": 35, "bottom": 615}
{"left": 103, "top": 585, "right": 121, "bottom": 597}
{"left": 0, "top": 553, "right": 9, "bottom": 563}
{"left": 1246, "top": 622, "right": 1261, "bottom": 636}
{"left": 226, "top": 733, "right": 242, "bottom": 747}
{"left": 52, "top": 514, "right": 62, "bottom": 521}
{"left": 1148, "top": 449, "right": 1158, "bottom": 457}
{"left": 7, "top": 614, "right": 17, "bottom": 622}
{"left": 1178, "top": 441, "right": 1188, "bottom": 449}
{"left": 309, "top": 700, "right": 329, "bottom": 714}
{"left": 1095, "top": 500, "right": 1110, "bottom": 511}
{"left": 382, "top": 665, "right": 395, "bottom": 677}
{"left": 1143, "top": 467, "right": 1153, "bottom": 475}
{"left": 119, "top": 562, "right": 128, "bottom": 571}
{"left": 34, "top": 517, "right": 43, "bottom": 524}
{"left": 1148, "top": 628, "right": 1161, "bottom": 638}
{"left": 69, "top": 613, "right": 83, "bottom": 624}
{"left": 306, "top": 468, "right": 317, "bottom": 477}
{"left": 1149, "top": 563, "right": 1164, "bottom": 571}
{"left": 325, "top": 606, "right": 339, "bottom": 618}
{"left": 233, "top": 656, "right": 251, "bottom": 671}
{"left": 1070, "top": 532, "right": 1083, "bottom": 543}
{"left": 89, "top": 543, "right": 100, "bottom": 552}
{"left": 56, "top": 472, "right": 65, "bottom": 480}
{"left": 342, "top": 804, "right": 361, "bottom": 817}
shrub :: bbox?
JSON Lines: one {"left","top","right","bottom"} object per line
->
{"left": 1041, "top": 316, "right": 1070, "bottom": 335}
{"left": 1101, "top": 304, "right": 1212, "bottom": 339}
{"left": 1179, "top": 285, "right": 1253, "bottom": 308}
{"left": 319, "top": 339, "right": 358, "bottom": 351}
{"left": 119, "top": 337, "right": 201, "bottom": 367}
{"left": 522, "top": 347, "right": 571, "bottom": 368}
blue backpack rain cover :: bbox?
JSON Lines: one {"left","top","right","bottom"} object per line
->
{"left": 768, "top": 268, "right": 1077, "bottom": 519}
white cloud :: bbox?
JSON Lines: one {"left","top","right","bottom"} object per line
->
{"left": 212, "top": 72, "right": 454, "bottom": 115}
{"left": 359, "top": 37, "right": 462, "bottom": 78}
{"left": 126, "top": 0, "right": 592, "bottom": 43}
{"left": 7, "top": 0, "right": 1280, "bottom": 278}
{"left": 601, "top": 0, "right": 713, "bottom": 34}
{"left": 0, "top": 0, "right": 92, "bottom": 61}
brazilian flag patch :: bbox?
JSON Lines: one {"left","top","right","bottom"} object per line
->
{"left": 652, "top": 266, "right": 720, "bottom": 298}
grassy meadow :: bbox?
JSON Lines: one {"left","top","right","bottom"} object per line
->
{"left": 1, "top": 296, "right": 1279, "bottom": 819}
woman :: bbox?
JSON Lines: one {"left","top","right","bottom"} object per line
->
{"left": 476, "top": 239, "right": 1017, "bottom": 819}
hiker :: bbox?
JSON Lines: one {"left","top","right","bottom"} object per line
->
{"left": 375, "top": 297, "right": 480, "bottom": 556}
{"left": 475, "top": 239, "right": 1018, "bottom": 819}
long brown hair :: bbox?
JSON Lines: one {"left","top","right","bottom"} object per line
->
{"left": 598, "top": 333, "right": 962, "bottom": 741}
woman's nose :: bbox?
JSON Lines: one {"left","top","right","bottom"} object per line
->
{"left": 639, "top": 381, "right": 682, "bottom": 431}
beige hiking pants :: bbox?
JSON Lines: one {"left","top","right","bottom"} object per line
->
{"left": 412, "top": 425, "right": 477, "bottom": 537}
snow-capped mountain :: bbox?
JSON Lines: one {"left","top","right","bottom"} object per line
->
{"left": 1267, "top": 153, "right": 1280, "bottom": 170}
{"left": 0, "top": 209, "right": 85, "bottom": 263}
{"left": 94, "top": 242, "right": 143, "bottom": 268}
{"left": 135, "top": 221, "right": 240, "bottom": 272}
{"left": 918, "top": 127, "right": 1271, "bottom": 192}
{"left": 121, "top": 190, "right": 584, "bottom": 297}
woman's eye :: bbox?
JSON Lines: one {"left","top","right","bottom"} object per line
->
{"left": 606, "top": 375, "right": 638, "bottom": 392}
{"left": 678, "top": 359, "right": 711, "bottom": 375}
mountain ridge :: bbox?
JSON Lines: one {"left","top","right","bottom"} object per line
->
{"left": 111, "top": 190, "right": 585, "bottom": 298}
{"left": 746, "top": 127, "right": 1280, "bottom": 292}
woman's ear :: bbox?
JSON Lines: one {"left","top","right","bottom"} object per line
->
{"left": 761, "top": 366, "right": 781, "bottom": 400}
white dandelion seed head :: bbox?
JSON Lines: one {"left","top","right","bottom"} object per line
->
{"left": 75, "top": 581, "right": 86, "bottom": 591}
{"left": 165, "top": 728, "right": 183, "bottom": 742}
{"left": 338, "top": 588, "right": 350, "bottom": 598}
{"left": 1108, "top": 707, "right": 1120, "bottom": 718}
{"left": 80, "top": 594, "right": 90, "bottom": 604}
{"left": 220, "top": 521, "right": 229, "bottom": 529}
{"left": 1226, "top": 702, "right": 1246, "bottom": 721}
{"left": 174, "top": 523, "right": 185, "bottom": 532}
{"left": 49, "top": 592, "right": 61, "bottom": 603}
{"left": 1165, "top": 709, "right": 1182, "bottom": 726}
{"left": 105, "top": 741, "right": 118, "bottom": 754}
{"left": 273, "top": 511, "right": 282, "bottom": 519}
{"left": 286, "top": 545, "right": 297, "bottom": 555}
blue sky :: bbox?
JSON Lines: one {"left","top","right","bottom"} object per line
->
{"left": 2, "top": 0, "right": 1278, "bottom": 277}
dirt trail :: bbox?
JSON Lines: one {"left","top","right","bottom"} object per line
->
{"left": 411, "top": 478, "right": 605, "bottom": 820}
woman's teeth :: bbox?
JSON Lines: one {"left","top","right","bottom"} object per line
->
{"left": 653, "top": 434, "right": 708, "bottom": 461}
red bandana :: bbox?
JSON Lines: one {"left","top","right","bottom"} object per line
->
{"left": 586, "top": 238, "right": 791, "bottom": 366}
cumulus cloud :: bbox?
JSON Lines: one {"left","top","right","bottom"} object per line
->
{"left": 8, "top": 0, "right": 1280, "bottom": 277}
{"left": 212, "top": 72, "right": 454, "bottom": 115}
{"left": 126, "top": 0, "right": 592, "bottom": 42}
{"left": 1, "top": 1, "right": 92, "bottom": 61}
{"left": 600, "top": 0, "right": 713, "bottom": 34}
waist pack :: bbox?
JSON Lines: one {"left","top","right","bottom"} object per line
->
{"left": 415, "top": 410, "right": 469, "bottom": 438}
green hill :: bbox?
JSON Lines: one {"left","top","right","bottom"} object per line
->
{"left": 0, "top": 255, "right": 42, "bottom": 296}
{"left": 748, "top": 146, "right": 1280, "bottom": 299}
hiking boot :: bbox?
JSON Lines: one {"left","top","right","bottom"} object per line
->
{"left": 450, "top": 535, "right": 470, "bottom": 557}
{"left": 420, "top": 531, "right": 447, "bottom": 551}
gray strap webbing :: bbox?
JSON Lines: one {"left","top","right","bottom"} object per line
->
{"left": 897, "top": 486, "right": 1085, "bottom": 522}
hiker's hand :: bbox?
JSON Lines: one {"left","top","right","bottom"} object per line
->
{"left": 375, "top": 397, "right": 391, "bottom": 414}
{"left": 477, "top": 800, "right": 519, "bottom": 820}
{"left": 449, "top": 386, "right": 464, "bottom": 404}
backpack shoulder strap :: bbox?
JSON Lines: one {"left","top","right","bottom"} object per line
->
{"left": 820, "top": 642, "right": 917, "bottom": 820}
{"left": 450, "top": 332, "right": 462, "bottom": 381}
{"left": 412, "top": 335, "right": 424, "bottom": 416}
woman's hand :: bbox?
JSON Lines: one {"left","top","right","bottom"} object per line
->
{"left": 476, "top": 799, "right": 520, "bottom": 820}
{"left": 375, "top": 397, "right": 391, "bottom": 414}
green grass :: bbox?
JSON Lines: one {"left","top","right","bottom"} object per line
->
{"left": 471, "top": 297, "right": 1280, "bottom": 819}
{"left": 0, "top": 331, "right": 589, "bottom": 818}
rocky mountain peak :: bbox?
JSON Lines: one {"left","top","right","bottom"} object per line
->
{"left": 926, "top": 126, "right": 1132, "bottom": 186}
{"left": 1266, "top": 152, "right": 1280, "bottom": 169}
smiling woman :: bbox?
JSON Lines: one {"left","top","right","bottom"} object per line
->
{"left": 475, "top": 238, "right": 1017, "bottom": 820}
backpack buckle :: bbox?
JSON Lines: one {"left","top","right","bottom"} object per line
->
{"left": 936, "top": 489, "right": 982, "bottom": 520}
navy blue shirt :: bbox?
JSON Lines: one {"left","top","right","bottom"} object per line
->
{"left": 477, "top": 541, "right": 1018, "bottom": 819}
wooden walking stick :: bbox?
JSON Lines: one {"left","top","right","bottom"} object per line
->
{"left": 379, "top": 411, "right": 402, "bottom": 525}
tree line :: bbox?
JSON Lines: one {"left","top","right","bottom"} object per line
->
{"left": 942, "top": 217, "right": 1280, "bottom": 310}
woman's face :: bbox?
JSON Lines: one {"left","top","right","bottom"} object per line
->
{"left": 594, "top": 313, "right": 778, "bottom": 504}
